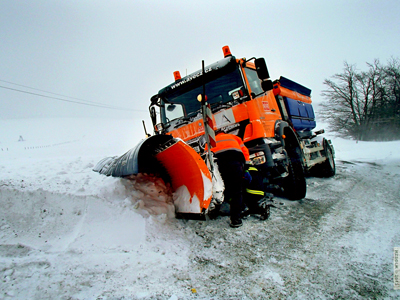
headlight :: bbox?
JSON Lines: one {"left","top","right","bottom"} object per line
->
{"left": 249, "top": 151, "right": 266, "bottom": 165}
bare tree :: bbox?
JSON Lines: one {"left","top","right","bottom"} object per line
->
{"left": 320, "top": 62, "right": 362, "bottom": 139}
{"left": 384, "top": 58, "right": 400, "bottom": 125}
{"left": 320, "top": 58, "right": 400, "bottom": 141}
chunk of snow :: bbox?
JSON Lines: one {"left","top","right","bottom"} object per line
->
{"left": 173, "top": 185, "right": 201, "bottom": 213}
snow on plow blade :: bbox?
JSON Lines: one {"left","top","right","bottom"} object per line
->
{"left": 93, "top": 135, "right": 213, "bottom": 216}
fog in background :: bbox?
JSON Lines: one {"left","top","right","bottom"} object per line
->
{"left": 1, "top": 0, "right": 399, "bottom": 122}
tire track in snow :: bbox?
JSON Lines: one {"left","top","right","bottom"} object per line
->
{"left": 182, "top": 161, "right": 400, "bottom": 299}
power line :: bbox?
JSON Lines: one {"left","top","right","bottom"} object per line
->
{"left": 0, "top": 84, "right": 143, "bottom": 111}
{"left": 0, "top": 79, "right": 100, "bottom": 105}
{"left": 0, "top": 80, "right": 147, "bottom": 112}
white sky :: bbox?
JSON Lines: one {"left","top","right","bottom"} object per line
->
{"left": 1, "top": 0, "right": 399, "bottom": 120}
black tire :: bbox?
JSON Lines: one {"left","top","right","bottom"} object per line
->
{"left": 316, "top": 142, "right": 336, "bottom": 178}
{"left": 283, "top": 146, "right": 307, "bottom": 200}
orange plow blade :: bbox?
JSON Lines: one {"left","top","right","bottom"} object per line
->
{"left": 155, "top": 139, "right": 213, "bottom": 215}
{"left": 94, "top": 134, "right": 214, "bottom": 217}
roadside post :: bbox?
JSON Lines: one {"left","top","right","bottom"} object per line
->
{"left": 198, "top": 60, "right": 216, "bottom": 173}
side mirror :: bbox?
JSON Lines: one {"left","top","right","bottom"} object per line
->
{"left": 255, "top": 58, "right": 270, "bottom": 80}
{"left": 150, "top": 106, "right": 157, "bottom": 127}
{"left": 261, "top": 80, "right": 273, "bottom": 92}
{"left": 150, "top": 94, "right": 159, "bottom": 105}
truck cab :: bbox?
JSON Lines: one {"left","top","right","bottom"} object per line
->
{"left": 151, "top": 54, "right": 281, "bottom": 141}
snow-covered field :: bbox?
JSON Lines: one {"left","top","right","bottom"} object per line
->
{"left": 1, "top": 118, "right": 399, "bottom": 299}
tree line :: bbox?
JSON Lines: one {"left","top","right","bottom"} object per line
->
{"left": 320, "top": 58, "right": 400, "bottom": 141}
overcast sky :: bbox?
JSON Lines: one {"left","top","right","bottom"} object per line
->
{"left": 1, "top": 0, "right": 399, "bottom": 121}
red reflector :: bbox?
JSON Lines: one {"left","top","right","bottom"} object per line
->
{"left": 222, "top": 45, "right": 232, "bottom": 57}
{"left": 173, "top": 71, "right": 181, "bottom": 81}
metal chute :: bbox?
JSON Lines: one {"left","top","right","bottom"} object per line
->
{"left": 93, "top": 135, "right": 213, "bottom": 216}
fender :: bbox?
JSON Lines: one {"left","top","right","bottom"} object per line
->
{"left": 274, "top": 120, "right": 290, "bottom": 148}
{"left": 275, "top": 120, "right": 305, "bottom": 167}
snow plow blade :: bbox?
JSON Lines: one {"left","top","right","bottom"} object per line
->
{"left": 93, "top": 135, "right": 213, "bottom": 217}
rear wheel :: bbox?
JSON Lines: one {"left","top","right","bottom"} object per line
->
{"left": 313, "top": 141, "right": 336, "bottom": 178}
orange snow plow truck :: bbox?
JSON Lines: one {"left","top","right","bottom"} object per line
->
{"left": 94, "top": 46, "right": 335, "bottom": 219}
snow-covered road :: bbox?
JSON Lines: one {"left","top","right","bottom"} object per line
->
{"left": 1, "top": 118, "right": 399, "bottom": 299}
{"left": 175, "top": 159, "right": 400, "bottom": 299}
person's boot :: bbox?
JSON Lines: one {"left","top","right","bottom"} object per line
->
{"left": 260, "top": 205, "right": 270, "bottom": 221}
{"left": 240, "top": 206, "right": 251, "bottom": 219}
{"left": 230, "top": 218, "right": 243, "bottom": 228}
{"left": 258, "top": 195, "right": 272, "bottom": 221}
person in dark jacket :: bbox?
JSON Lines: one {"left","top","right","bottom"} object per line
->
{"left": 209, "top": 132, "right": 251, "bottom": 228}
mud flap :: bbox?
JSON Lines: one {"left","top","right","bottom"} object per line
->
{"left": 94, "top": 135, "right": 213, "bottom": 216}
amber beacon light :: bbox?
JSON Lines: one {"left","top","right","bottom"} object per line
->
{"left": 173, "top": 71, "right": 181, "bottom": 81}
{"left": 222, "top": 45, "right": 232, "bottom": 57}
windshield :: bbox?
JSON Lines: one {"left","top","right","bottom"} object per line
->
{"left": 162, "top": 67, "right": 244, "bottom": 117}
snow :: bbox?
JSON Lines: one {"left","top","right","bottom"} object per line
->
{"left": 1, "top": 117, "right": 400, "bottom": 299}
{"left": 173, "top": 185, "right": 200, "bottom": 214}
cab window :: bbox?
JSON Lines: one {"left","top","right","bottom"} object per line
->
{"left": 165, "top": 103, "right": 184, "bottom": 121}
{"left": 245, "top": 68, "right": 263, "bottom": 96}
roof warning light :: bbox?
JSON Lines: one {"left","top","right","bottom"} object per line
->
{"left": 173, "top": 71, "right": 181, "bottom": 81}
{"left": 222, "top": 45, "right": 232, "bottom": 58}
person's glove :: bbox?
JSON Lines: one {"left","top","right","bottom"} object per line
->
{"left": 243, "top": 170, "right": 252, "bottom": 184}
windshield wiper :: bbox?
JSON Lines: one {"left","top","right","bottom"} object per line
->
{"left": 211, "top": 101, "right": 233, "bottom": 113}
{"left": 173, "top": 117, "right": 191, "bottom": 128}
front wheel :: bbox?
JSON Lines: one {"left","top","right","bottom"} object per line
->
{"left": 283, "top": 147, "right": 307, "bottom": 200}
